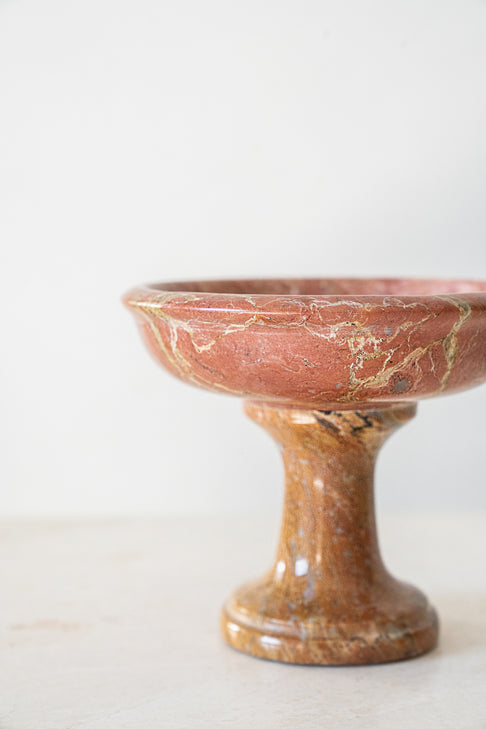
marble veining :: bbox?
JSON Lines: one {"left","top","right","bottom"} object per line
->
{"left": 124, "top": 277, "right": 486, "bottom": 664}
{"left": 221, "top": 402, "right": 437, "bottom": 664}
{"left": 125, "top": 278, "right": 486, "bottom": 410}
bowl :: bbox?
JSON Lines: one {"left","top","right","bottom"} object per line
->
{"left": 124, "top": 277, "right": 486, "bottom": 410}
{"left": 124, "top": 277, "right": 486, "bottom": 664}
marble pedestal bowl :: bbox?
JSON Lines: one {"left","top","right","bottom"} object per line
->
{"left": 124, "top": 277, "right": 486, "bottom": 665}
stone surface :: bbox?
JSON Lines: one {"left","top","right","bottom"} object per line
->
{"left": 222, "top": 402, "right": 437, "bottom": 664}
{"left": 124, "top": 277, "right": 486, "bottom": 409}
{"left": 124, "top": 277, "right": 486, "bottom": 665}
{"left": 1, "top": 515, "right": 486, "bottom": 728}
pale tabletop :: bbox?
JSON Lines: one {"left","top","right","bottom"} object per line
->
{"left": 1, "top": 513, "right": 485, "bottom": 729}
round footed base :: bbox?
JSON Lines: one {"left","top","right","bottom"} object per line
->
{"left": 221, "top": 403, "right": 439, "bottom": 665}
{"left": 221, "top": 579, "right": 439, "bottom": 665}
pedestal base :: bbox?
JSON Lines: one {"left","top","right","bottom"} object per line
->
{"left": 221, "top": 402, "right": 439, "bottom": 665}
{"left": 222, "top": 577, "right": 438, "bottom": 665}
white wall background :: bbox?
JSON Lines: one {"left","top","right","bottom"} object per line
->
{"left": 1, "top": 0, "right": 485, "bottom": 516}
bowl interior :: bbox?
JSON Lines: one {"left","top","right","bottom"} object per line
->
{"left": 151, "top": 277, "right": 486, "bottom": 297}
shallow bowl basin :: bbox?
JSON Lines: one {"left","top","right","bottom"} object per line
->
{"left": 124, "top": 277, "right": 486, "bottom": 409}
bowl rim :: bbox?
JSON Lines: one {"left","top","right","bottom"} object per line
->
{"left": 124, "top": 276, "right": 486, "bottom": 316}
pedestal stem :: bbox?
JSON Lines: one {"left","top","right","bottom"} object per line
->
{"left": 221, "top": 402, "right": 438, "bottom": 665}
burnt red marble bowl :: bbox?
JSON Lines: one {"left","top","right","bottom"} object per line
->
{"left": 124, "top": 277, "right": 486, "bottom": 665}
{"left": 124, "top": 277, "right": 486, "bottom": 409}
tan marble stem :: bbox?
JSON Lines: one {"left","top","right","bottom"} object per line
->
{"left": 221, "top": 402, "right": 438, "bottom": 665}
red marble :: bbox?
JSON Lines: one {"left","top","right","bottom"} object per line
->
{"left": 124, "top": 277, "right": 486, "bottom": 665}
{"left": 124, "top": 278, "right": 486, "bottom": 409}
